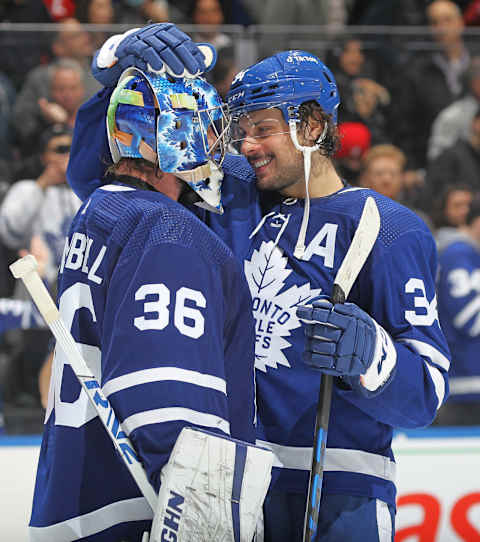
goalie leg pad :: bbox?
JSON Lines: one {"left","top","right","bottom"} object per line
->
{"left": 150, "top": 427, "right": 273, "bottom": 542}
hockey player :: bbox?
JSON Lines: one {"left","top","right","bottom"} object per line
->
{"left": 435, "top": 198, "right": 480, "bottom": 425}
{"left": 67, "top": 25, "right": 451, "bottom": 542}
{"left": 28, "top": 51, "right": 272, "bottom": 541}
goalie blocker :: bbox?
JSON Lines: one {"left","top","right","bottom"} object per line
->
{"left": 149, "top": 427, "right": 274, "bottom": 542}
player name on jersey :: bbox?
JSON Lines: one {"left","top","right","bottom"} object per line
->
{"left": 60, "top": 231, "right": 106, "bottom": 285}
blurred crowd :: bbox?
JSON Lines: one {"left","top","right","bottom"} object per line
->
{"left": 1, "top": 0, "right": 480, "bottom": 433}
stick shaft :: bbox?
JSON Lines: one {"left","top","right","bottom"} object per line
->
{"left": 303, "top": 374, "right": 332, "bottom": 541}
{"left": 303, "top": 197, "right": 380, "bottom": 542}
{"left": 11, "top": 256, "right": 157, "bottom": 510}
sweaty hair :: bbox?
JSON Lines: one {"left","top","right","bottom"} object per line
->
{"left": 431, "top": 183, "right": 474, "bottom": 229}
{"left": 105, "top": 157, "right": 201, "bottom": 206}
{"left": 298, "top": 101, "right": 340, "bottom": 157}
{"left": 106, "top": 157, "right": 159, "bottom": 178}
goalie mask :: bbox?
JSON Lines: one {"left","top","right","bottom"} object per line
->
{"left": 107, "top": 68, "right": 229, "bottom": 213}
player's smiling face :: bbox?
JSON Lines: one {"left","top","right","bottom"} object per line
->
{"left": 236, "top": 108, "right": 305, "bottom": 195}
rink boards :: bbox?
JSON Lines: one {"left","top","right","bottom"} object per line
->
{"left": 0, "top": 428, "right": 479, "bottom": 541}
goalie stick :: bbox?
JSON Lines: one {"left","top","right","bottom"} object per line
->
{"left": 9, "top": 255, "right": 158, "bottom": 513}
{"left": 303, "top": 195, "right": 381, "bottom": 542}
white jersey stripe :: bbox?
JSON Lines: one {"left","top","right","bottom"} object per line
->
{"left": 103, "top": 367, "right": 227, "bottom": 397}
{"left": 376, "top": 499, "right": 393, "bottom": 542}
{"left": 449, "top": 376, "right": 480, "bottom": 394}
{"left": 255, "top": 440, "right": 396, "bottom": 483}
{"left": 425, "top": 362, "right": 446, "bottom": 409}
{"left": 123, "top": 407, "right": 230, "bottom": 435}
{"left": 98, "top": 184, "right": 135, "bottom": 192}
{"left": 29, "top": 497, "right": 152, "bottom": 542}
{"left": 453, "top": 295, "right": 480, "bottom": 330}
{"left": 398, "top": 338, "right": 450, "bottom": 371}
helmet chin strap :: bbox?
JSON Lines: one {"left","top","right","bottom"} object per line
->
{"left": 289, "top": 120, "right": 327, "bottom": 259}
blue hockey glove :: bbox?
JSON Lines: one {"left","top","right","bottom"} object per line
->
{"left": 92, "top": 23, "right": 217, "bottom": 87}
{"left": 297, "top": 296, "right": 397, "bottom": 397}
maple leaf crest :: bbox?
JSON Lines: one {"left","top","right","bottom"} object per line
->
{"left": 244, "top": 240, "right": 322, "bottom": 372}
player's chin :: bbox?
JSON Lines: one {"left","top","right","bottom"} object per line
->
{"left": 255, "top": 175, "right": 276, "bottom": 191}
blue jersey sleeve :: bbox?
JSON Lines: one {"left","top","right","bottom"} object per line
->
{"left": 67, "top": 88, "right": 114, "bottom": 201}
{"left": 340, "top": 225, "right": 450, "bottom": 429}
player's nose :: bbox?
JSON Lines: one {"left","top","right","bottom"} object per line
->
{"left": 240, "top": 136, "right": 262, "bottom": 155}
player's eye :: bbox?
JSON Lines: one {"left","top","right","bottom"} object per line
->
{"left": 253, "top": 119, "right": 284, "bottom": 139}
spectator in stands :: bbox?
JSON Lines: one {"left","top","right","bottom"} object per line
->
{"left": 327, "top": 36, "right": 391, "bottom": 145}
{"left": 344, "top": 77, "right": 391, "bottom": 145}
{"left": 75, "top": 0, "right": 116, "bottom": 50}
{"left": 359, "top": 143, "right": 433, "bottom": 230}
{"left": 327, "top": 36, "right": 384, "bottom": 98}
{"left": 431, "top": 184, "right": 474, "bottom": 250}
{"left": 243, "top": 0, "right": 351, "bottom": 27}
{"left": 46, "top": 17, "right": 96, "bottom": 88}
{"left": 359, "top": 144, "right": 408, "bottom": 200}
{"left": 348, "top": 0, "right": 428, "bottom": 25}
{"left": 188, "top": 0, "right": 233, "bottom": 58}
{"left": 428, "top": 56, "right": 480, "bottom": 161}
{"left": 435, "top": 197, "right": 480, "bottom": 425}
{"left": 334, "top": 121, "right": 371, "bottom": 185}
{"left": 0, "top": 72, "right": 15, "bottom": 165}
{"left": 206, "top": 54, "right": 238, "bottom": 100}
{"left": 115, "top": 0, "right": 169, "bottom": 24}
{"left": 424, "top": 108, "right": 480, "bottom": 206}
{"left": 242, "top": 0, "right": 353, "bottom": 59}
{"left": 0, "top": 124, "right": 80, "bottom": 286}
{"left": 13, "top": 59, "right": 86, "bottom": 158}
{"left": 392, "top": 0, "right": 473, "bottom": 170}
{"left": 12, "top": 17, "right": 99, "bottom": 153}
{"left": 0, "top": 0, "right": 54, "bottom": 88}
{"left": 0, "top": 125, "right": 79, "bottom": 417}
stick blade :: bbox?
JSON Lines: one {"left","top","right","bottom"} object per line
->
{"left": 9, "top": 254, "right": 38, "bottom": 279}
{"left": 333, "top": 196, "right": 380, "bottom": 300}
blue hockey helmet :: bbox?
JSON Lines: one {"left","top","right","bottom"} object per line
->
{"left": 227, "top": 51, "right": 340, "bottom": 260}
{"left": 107, "top": 68, "right": 229, "bottom": 213}
{"left": 226, "top": 50, "right": 340, "bottom": 125}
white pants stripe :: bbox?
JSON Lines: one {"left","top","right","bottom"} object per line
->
{"left": 256, "top": 440, "right": 396, "bottom": 483}
{"left": 376, "top": 499, "right": 393, "bottom": 542}
{"left": 29, "top": 497, "right": 152, "bottom": 542}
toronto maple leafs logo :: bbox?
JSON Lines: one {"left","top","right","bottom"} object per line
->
{"left": 244, "top": 240, "right": 322, "bottom": 372}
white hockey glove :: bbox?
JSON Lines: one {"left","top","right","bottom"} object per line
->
{"left": 150, "top": 427, "right": 274, "bottom": 542}
{"left": 297, "top": 297, "right": 397, "bottom": 397}
{"left": 92, "top": 23, "right": 216, "bottom": 87}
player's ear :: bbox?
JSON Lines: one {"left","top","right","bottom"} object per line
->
{"left": 301, "top": 116, "right": 325, "bottom": 146}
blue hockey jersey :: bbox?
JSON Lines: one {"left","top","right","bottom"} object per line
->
{"left": 437, "top": 232, "right": 480, "bottom": 402}
{"left": 0, "top": 298, "right": 43, "bottom": 334}
{"left": 29, "top": 184, "right": 256, "bottom": 541}
{"left": 67, "top": 89, "right": 450, "bottom": 512}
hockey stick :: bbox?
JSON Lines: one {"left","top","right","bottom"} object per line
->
{"left": 9, "top": 255, "right": 158, "bottom": 512}
{"left": 303, "top": 196, "right": 381, "bottom": 542}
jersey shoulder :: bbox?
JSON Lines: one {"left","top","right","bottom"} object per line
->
{"left": 335, "top": 187, "right": 432, "bottom": 248}
{"left": 85, "top": 184, "right": 237, "bottom": 269}
{"left": 222, "top": 153, "right": 256, "bottom": 183}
